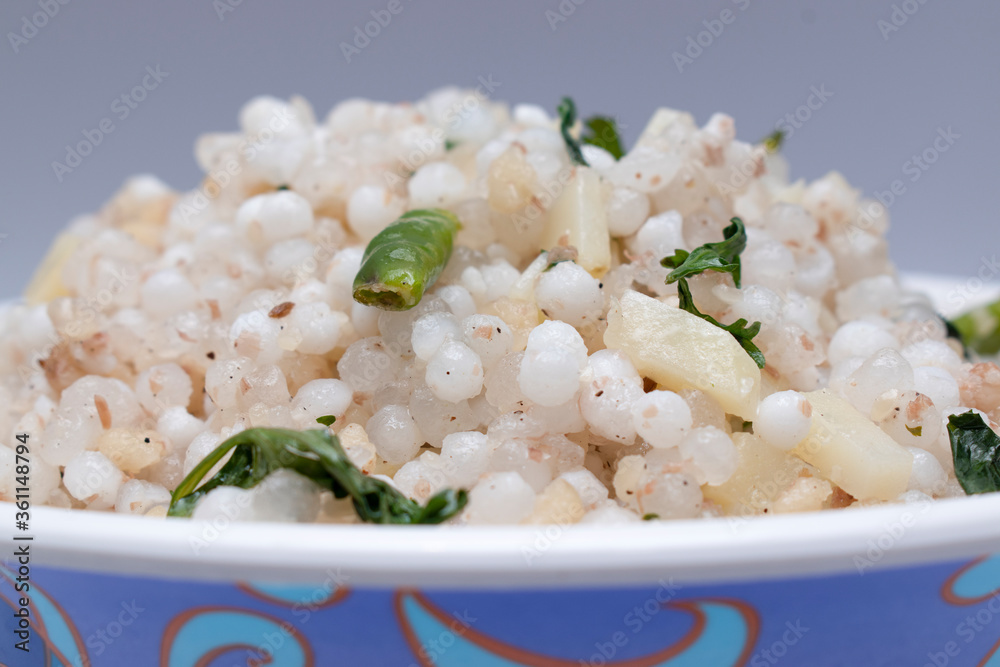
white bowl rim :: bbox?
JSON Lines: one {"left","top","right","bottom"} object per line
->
{"left": 9, "top": 272, "right": 1000, "bottom": 590}
{"left": 8, "top": 491, "right": 1000, "bottom": 590}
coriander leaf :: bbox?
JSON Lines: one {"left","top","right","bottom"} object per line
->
{"left": 951, "top": 299, "right": 1000, "bottom": 356}
{"left": 948, "top": 410, "right": 1000, "bottom": 495}
{"left": 761, "top": 129, "right": 785, "bottom": 154}
{"left": 316, "top": 415, "right": 336, "bottom": 427}
{"left": 906, "top": 425, "right": 922, "bottom": 437}
{"left": 557, "top": 97, "right": 588, "bottom": 166}
{"left": 444, "top": 139, "right": 459, "bottom": 151}
{"left": 276, "top": 184, "right": 290, "bottom": 191}
{"left": 661, "top": 218, "right": 748, "bottom": 288}
{"left": 941, "top": 314, "right": 972, "bottom": 361}
{"left": 582, "top": 116, "right": 625, "bottom": 160}
{"left": 642, "top": 513, "right": 660, "bottom": 521}
{"left": 677, "top": 279, "right": 766, "bottom": 368}
{"left": 168, "top": 427, "right": 467, "bottom": 524}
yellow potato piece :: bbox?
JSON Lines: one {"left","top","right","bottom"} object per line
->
{"left": 23, "top": 232, "right": 80, "bottom": 305}
{"left": 540, "top": 166, "right": 611, "bottom": 277}
{"left": 524, "top": 478, "right": 584, "bottom": 525}
{"left": 703, "top": 432, "right": 809, "bottom": 516}
{"left": 604, "top": 290, "right": 760, "bottom": 419}
{"left": 794, "top": 389, "right": 912, "bottom": 502}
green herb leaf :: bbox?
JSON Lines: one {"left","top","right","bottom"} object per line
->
{"left": 353, "top": 208, "right": 460, "bottom": 311}
{"left": 557, "top": 97, "right": 588, "bottom": 166}
{"left": 276, "top": 184, "right": 290, "bottom": 191}
{"left": 315, "top": 415, "right": 337, "bottom": 427}
{"left": 905, "top": 424, "right": 923, "bottom": 437}
{"left": 677, "top": 280, "right": 766, "bottom": 368}
{"left": 661, "top": 218, "right": 748, "bottom": 288}
{"left": 642, "top": 513, "right": 660, "bottom": 521}
{"left": 742, "top": 421, "right": 754, "bottom": 433}
{"left": 761, "top": 129, "right": 785, "bottom": 154}
{"left": 950, "top": 299, "right": 1000, "bottom": 356}
{"left": 168, "top": 427, "right": 467, "bottom": 523}
{"left": 541, "top": 245, "right": 579, "bottom": 272}
{"left": 941, "top": 314, "right": 971, "bottom": 361}
{"left": 444, "top": 139, "right": 459, "bottom": 151}
{"left": 582, "top": 116, "right": 625, "bottom": 160}
{"left": 948, "top": 410, "right": 1000, "bottom": 495}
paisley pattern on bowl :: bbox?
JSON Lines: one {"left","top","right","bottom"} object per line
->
{"left": 2, "top": 556, "right": 1000, "bottom": 666}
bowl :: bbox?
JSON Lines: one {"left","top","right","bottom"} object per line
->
{"left": 3, "top": 273, "right": 1000, "bottom": 667}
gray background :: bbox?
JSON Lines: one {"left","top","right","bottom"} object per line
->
{"left": 1, "top": 0, "right": 995, "bottom": 296}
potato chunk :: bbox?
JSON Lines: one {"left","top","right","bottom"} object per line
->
{"left": 702, "top": 432, "right": 810, "bottom": 515}
{"left": 540, "top": 166, "right": 611, "bottom": 277}
{"left": 794, "top": 389, "right": 912, "bottom": 501}
{"left": 24, "top": 232, "right": 79, "bottom": 305}
{"left": 604, "top": 290, "right": 760, "bottom": 419}
{"left": 525, "top": 478, "right": 584, "bottom": 524}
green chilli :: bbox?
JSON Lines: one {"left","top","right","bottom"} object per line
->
{"left": 352, "top": 208, "right": 460, "bottom": 311}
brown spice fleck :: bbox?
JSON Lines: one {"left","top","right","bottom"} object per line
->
{"left": 642, "top": 377, "right": 657, "bottom": 393}
{"left": 269, "top": 301, "right": 295, "bottom": 318}
{"left": 94, "top": 395, "right": 112, "bottom": 429}
{"left": 828, "top": 486, "right": 855, "bottom": 509}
